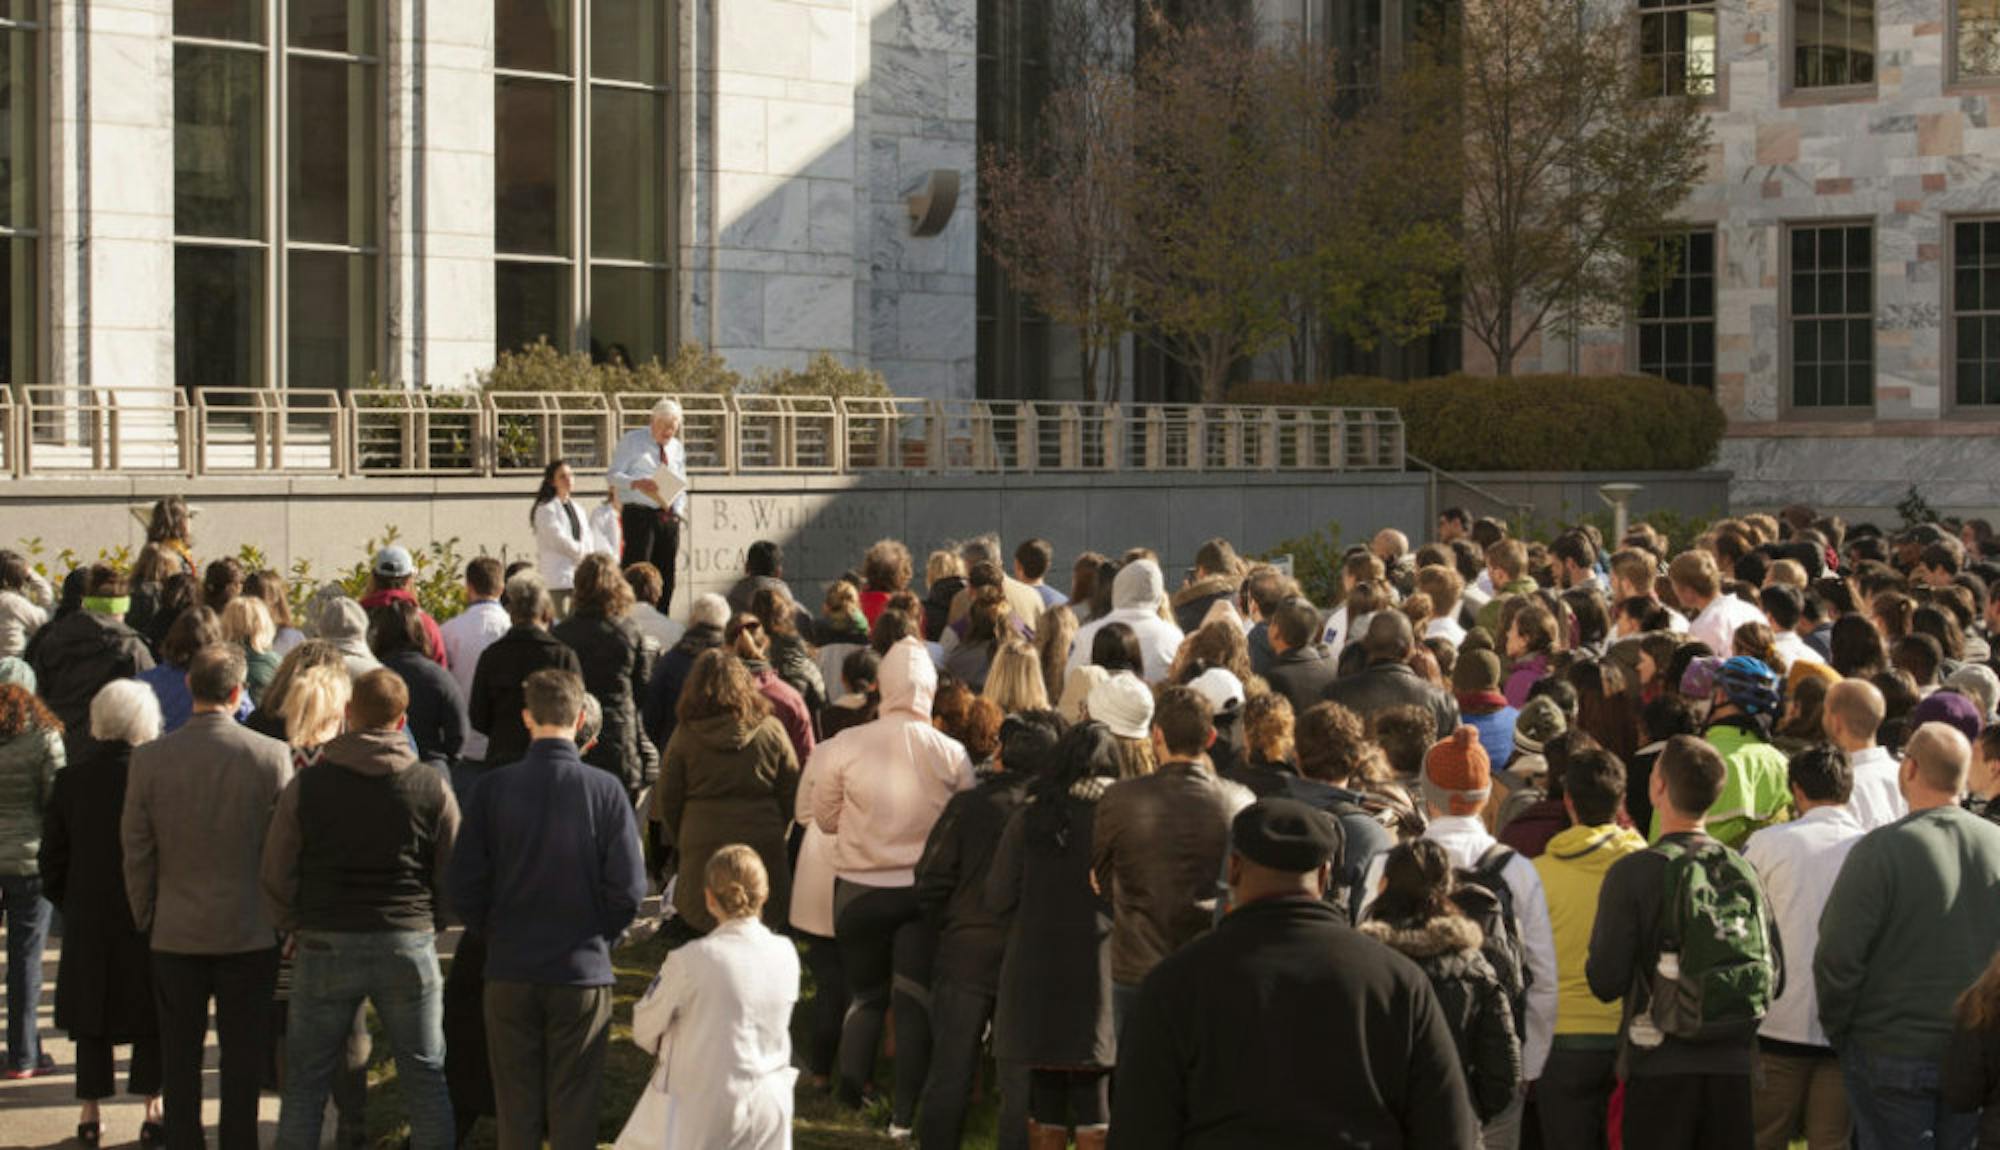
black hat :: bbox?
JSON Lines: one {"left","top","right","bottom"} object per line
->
{"left": 1231, "top": 798, "right": 1342, "bottom": 873}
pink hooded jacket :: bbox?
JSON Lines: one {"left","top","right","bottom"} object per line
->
{"left": 809, "top": 638, "right": 975, "bottom": 887}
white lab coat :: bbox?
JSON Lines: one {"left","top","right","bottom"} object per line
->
{"left": 628, "top": 917, "right": 800, "bottom": 1150}
{"left": 533, "top": 497, "right": 598, "bottom": 590}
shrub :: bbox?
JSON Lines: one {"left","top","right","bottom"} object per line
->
{"left": 1260, "top": 522, "right": 1345, "bottom": 605}
{"left": 477, "top": 340, "right": 745, "bottom": 397}
{"left": 752, "top": 351, "right": 891, "bottom": 400}
{"left": 1229, "top": 374, "right": 1726, "bottom": 472}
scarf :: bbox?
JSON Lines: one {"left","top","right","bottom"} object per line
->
{"left": 85, "top": 595, "right": 131, "bottom": 616}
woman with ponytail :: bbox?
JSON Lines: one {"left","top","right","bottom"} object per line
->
{"left": 627, "top": 845, "right": 800, "bottom": 1150}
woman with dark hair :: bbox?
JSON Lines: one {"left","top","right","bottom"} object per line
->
{"left": 144, "top": 496, "right": 195, "bottom": 576}
{"left": 749, "top": 586, "right": 826, "bottom": 717}
{"left": 1830, "top": 614, "right": 1888, "bottom": 679}
{"left": 726, "top": 614, "right": 816, "bottom": 765}
{"left": 1068, "top": 553, "right": 1109, "bottom": 625}
{"left": 1504, "top": 603, "right": 1562, "bottom": 708}
{"left": 1361, "top": 840, "right": 1521, "bottom": 1123}
{"left": 987, "top": 721, "right": 1119, "bottom": 1149}
{"left": 1560, "top": 587, "right": 1611, "bottom": 655}
{"left": 368, "top": 599, "right": 468, "bottom": 776}
{"left": 200, "top": 557, "right": 244, "bottom": 615}
{"left": 655, "top": 649, "right": 801, "bottom": 934}
{"left": 137, "top": 572, "right": 199, "bottom": 657}
{"left": 244, "top": 569, "right": 305, "bottom": 655}
{"left": 134, "top": 607, "right": 246, "bottom": 733}
{"left": 531, "top": 459, "right": 594, "bottom": 608}
{"left": 121, "top": 545, "right": 179, "bottom": 651}
{"left": 943, "top": 587, "right": 1014, "bottom": 692}
{"left": 552, "top": 552, "right": 653, "bottom": 794}
{"left": 1088, "top": 622, "right": 1144, "bottom": 678}
{"left": 1567, "top": 658, "right": 1640, "bottom": 765}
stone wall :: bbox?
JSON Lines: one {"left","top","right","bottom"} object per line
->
{"left": 0, "top": 471, "right": 1430, "bottom": 616}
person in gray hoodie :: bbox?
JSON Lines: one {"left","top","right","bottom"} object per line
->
{"left": 315, "top": 595, "right": 380, "bottom": 679}
{"left": 1066, "top": 560, "right": 1184, "bottom": 684}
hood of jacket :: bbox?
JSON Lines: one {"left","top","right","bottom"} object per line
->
{"left": 1360, "top": 913, "right": 1484, "bottom": 959}
{"left": 43, "top": 608, "right": 140, "bottom": 661}
{"left": 1542, "top": 823, "right": 1647, "bottom": 873}
{"left": 1171, "top": 573, "right": 1240, "bottom": 609}
{"left": 879, "top": 637, "right": 936, "bottom": 718}
{"left": 682, "top": 712, "right": 764, "bottom": 752}
{"left": 1112, "top": 560, "right": 1166, "bottom": 613}
{"left": 318, "top": 598, "right": 369, "bottom": 648}
{"left": 321, "top": 727, "right": 419, "bottom": 776}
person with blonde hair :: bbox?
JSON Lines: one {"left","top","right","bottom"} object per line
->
{"left": 221, "top": 596, "right": 280, "bottom": 705}
{"left": 983, "top": 638, "right": 1050, "bottom": 715}
{"left": 627, "top": 845, "right": 799, "bottom": 1150}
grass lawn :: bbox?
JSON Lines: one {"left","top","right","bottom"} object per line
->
{"left": 361, "top": 930, "right": 1000, "bottom": 1149}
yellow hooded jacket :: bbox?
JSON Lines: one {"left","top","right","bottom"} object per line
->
{"left": 1533, "top": 822, "right": 1649, "bottom": 1037}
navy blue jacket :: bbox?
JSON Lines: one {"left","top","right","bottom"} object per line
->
{"left": 448, "top": 738, "right": 646, "bottom": 986}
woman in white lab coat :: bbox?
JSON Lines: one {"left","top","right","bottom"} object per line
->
{"left": 625, "top": 845, "right": 800, "bottom": 1150}
{"left": 531, "top": 460, "right": 594, "bottom": 608}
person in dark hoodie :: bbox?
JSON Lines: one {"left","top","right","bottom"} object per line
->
{"left": 1362, "top": 840, "right": 1524, "bottom": 1125}
{"left": 915, "top": 708, "right": 1065, "bottom": 1150}
{"left": 642, "top": 592, "right": 729, "bottom": 751}
{"left": 261, "top": 669, "right": 461, "bottom": 1150}
{"left": 369, "top": 599, "right": 468, "bottom": 778}
{"left": 1170, "top": 539, "right": 1244, "bottom": 635}
{"left": 467, "top": 573, "right": 581, "bottom": 773}
{"left": 30, "top": 564, "right": 155, "bottom": 754}
{"left": 552, "top": 554, "right": 653, "bottom": 796}
{"left": 1109, "top": 798, "right": 1479, "bottom": 1149}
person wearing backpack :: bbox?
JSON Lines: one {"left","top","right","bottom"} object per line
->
{"left": 1362, "top": 840, "right": 1523, "bottom": 1123}
{"left": 1816, "top": 721, "right": 2000, "bottom": 1150}
{"left": 1586, "top": 734, "right": 1781, "bottom": 1150}
{"left": 1674, "top": 656, "right": 1792, "bottom": 847}
{"left": 1360, "top": 725, "right": 1557, "bottom": 1150}
{"left": 1532, "top": 745, "right": 1647, "bottom": 1149}
{"left": 1734, "top": 742, "right": 1862, "bottom": 1149}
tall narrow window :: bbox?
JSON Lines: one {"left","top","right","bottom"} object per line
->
{"left": 975, "top": 0, "right": 1052, "bottom": 400}
{"left": 1792, "top": 0, "right": 1875, "bottom": 88}
{"left": 1639, "top": 0, "right": 1718, "bottom": 97}
{"left": 173, "top": 0, "right": 380, "bottom": 392}
{"left": 495, "top": 0, "right": 673, "bottom": 363}
{"left": 1637, "top": 230, "right": 1716, "bottom": 389}
{"left": 1951, "top": 219, "right": 2000, "bottom": 408}
{"left": 1787, "top": 222, "right": 1874, "bottom": 411}
{"left": 1956, "top": 0, "right": 2000, "bottom": 81}
{"left": 0, "top": 2, "right": 37, "bottom": 386}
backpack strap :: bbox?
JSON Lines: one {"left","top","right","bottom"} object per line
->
{"left": 1473, "top": 842, "right": 1516, "bottom": 881}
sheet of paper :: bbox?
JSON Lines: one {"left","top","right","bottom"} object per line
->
{"left": 652, "top": 463, "right": 687, "bottom": 508}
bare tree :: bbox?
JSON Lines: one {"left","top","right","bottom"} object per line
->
{"left": 1452, "top": 0, "right": 1711, "bottom": 374}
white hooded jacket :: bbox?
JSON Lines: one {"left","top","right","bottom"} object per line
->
{"left": 1067, "top": 560, "right": 1186, "bottom": 684}
{"left": 809, "top": 638, "right": 974, "bottom": 887}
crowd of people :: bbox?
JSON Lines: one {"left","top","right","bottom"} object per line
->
{"left": 6, "top": 490, "right": 2000, "bottom": 1150}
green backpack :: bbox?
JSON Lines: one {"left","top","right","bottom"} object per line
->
{"left": 1644, "top": 838, "right": 1779, "bottom": 1043}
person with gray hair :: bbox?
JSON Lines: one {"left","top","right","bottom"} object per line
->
{"left": 642, "top": 592, "right": 730, "bottom": 751}
{"left": 122, "top": 643, "right": 292, "bottom": 1150}
{"left": 468, "top": 574, "right": 582, "bottom": 773}
{"left": 608, "top": 397, "right": 688, "bottom": 610}
{"left": 1816, "top": 721, "right": 2000, "bottom": 1150}
{"left": 42, "top": 680, "right": 166, "bottom": 1138}
{"left": 945, "top": 534, "right": 1047, "bottom": 640}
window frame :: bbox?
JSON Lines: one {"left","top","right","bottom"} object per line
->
{"left": 1634, "top": 0, "right": 1723, "bottom": 104}
{"left": 493, "top": 0, "right": 677, "bottom": 361}
{"left": 1949, "top": 0, "right": 2000, "bottom": 87}
{"left": 1780, "top": 218, "right": 1877, "bottom": 420}
{"left": 1946, "top": 214, "right": 2000, "bottom": 413}
{"left": 170, "top": 1, "right": 387, "bottom": 392}
{"left": 1631, "top": 226, "right": 1719, "bottom": 391}
{"left": 1782, "top": 0, "right": 1879, "bottom": 100}
{"left": 0, "top": 2, "right": 44, "bottom": 390}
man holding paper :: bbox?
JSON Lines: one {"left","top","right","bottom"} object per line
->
{"left": 609, "top": 399, "right": 689, "bottom": 610}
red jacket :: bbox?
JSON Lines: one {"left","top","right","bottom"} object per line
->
{"left": 360, "top": 588, "right": 449, "bottom": 669}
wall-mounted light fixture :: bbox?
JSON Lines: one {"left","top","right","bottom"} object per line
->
{"left": 907, "top": 169, "right": 960, "bottom": 237}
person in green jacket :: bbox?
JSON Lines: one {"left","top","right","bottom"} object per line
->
{"left": 1815, "top": 721, "right": 2000, "bottom": 1150}
{"left": 1651, "top": 656, "right": 1790, "bottom": 847}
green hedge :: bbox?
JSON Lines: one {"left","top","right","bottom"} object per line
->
{"left": 1230, "top": 374, "right": 1726, "bottom": 472}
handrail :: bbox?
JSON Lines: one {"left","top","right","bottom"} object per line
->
{"left": 4, "top": 386, "right": 1408, "bottom": 481}
{"left": 1406, "top": 453, "right": 1535, "bottom": 529}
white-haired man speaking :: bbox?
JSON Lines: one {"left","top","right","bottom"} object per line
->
{"left": 608, "top": 398, "right": 688, "bottom": 610}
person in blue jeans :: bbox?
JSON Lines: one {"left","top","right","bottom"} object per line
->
{"left": 0, "top": 661, "right": 65, "bottom": 1080}
{"left": 1816, "top": 721, "right": 2000, "bottom": 1150}
{"left": 260, "top": 668, "right": 462, "bottom": 1150}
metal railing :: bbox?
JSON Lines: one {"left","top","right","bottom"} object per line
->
{"left": 0, "top": 386, "right": 1406, "bottom": 480}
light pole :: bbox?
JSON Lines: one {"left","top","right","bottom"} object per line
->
{"left": 1598, "top": 482, "right": 1642, "bottom": 543}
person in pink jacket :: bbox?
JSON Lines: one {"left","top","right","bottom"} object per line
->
{"left": 811, "top": 637, "right": 975, "bottom": 1136}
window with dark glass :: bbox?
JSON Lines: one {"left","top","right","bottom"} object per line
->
{"left": 1637, "top": 230, "right": 1716, "bottom": 389}
{"left": 1640, "top": 0, "right": 1718, "bottom": 97}
{"left": 495, "top": 0, "right": 673, "bottom": 363}
{"left": 976, "top": 0, "right": 1053, "bottom": 400}
{"left": 173, "top": 0, "right": 379, "bottom": 391}
{"left": 1792, "top": 0, "right": 1875, "bottom": 88}
{"left": 1957, "top": 0, "right": 2000, "bottom": 80}
{"left": 1952, "top": 219, "right": 2000, "bottom": 407}
{"left": 0, "top": 2, "right": 38, "bottom": 387}
{"left": 1787, "top": 222, "right": 1874, "bottom": 410}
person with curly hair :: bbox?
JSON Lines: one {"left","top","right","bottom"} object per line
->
{"left": 0, "top": 665, "right": 64, "bottom": 1080}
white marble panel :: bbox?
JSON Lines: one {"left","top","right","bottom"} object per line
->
{"left": 897, "top": 291, "right": 972, "bottom": 361}
{"left": 765, "top": 274, "right": 855, "bottom": 350}
{"left": 717, "top": 95, "right": 770, "bottom": 173}
{"left": 719, "top": 172, "right": 812, "bottom": 252}
{"left": 720, "top": 0, "right": 814, "bottom": 79}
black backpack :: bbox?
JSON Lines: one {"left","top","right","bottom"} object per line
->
{"left": 1450, "top": 843, "right": 1532, "bottom": 1040}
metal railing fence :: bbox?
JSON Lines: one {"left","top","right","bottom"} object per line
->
{"left": 0, "top": 386, "right": 1405, "bottom": 480}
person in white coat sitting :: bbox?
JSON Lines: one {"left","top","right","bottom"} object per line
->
{"left": 626, "top": 845, "right": 799, "bottom": 1150}
{"left": 531, "top": 460, "right": 598, "bottom": 612}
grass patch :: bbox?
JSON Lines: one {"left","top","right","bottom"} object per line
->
{"left": 359, "top": 931, "right": 1000, "bottom": 1149}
